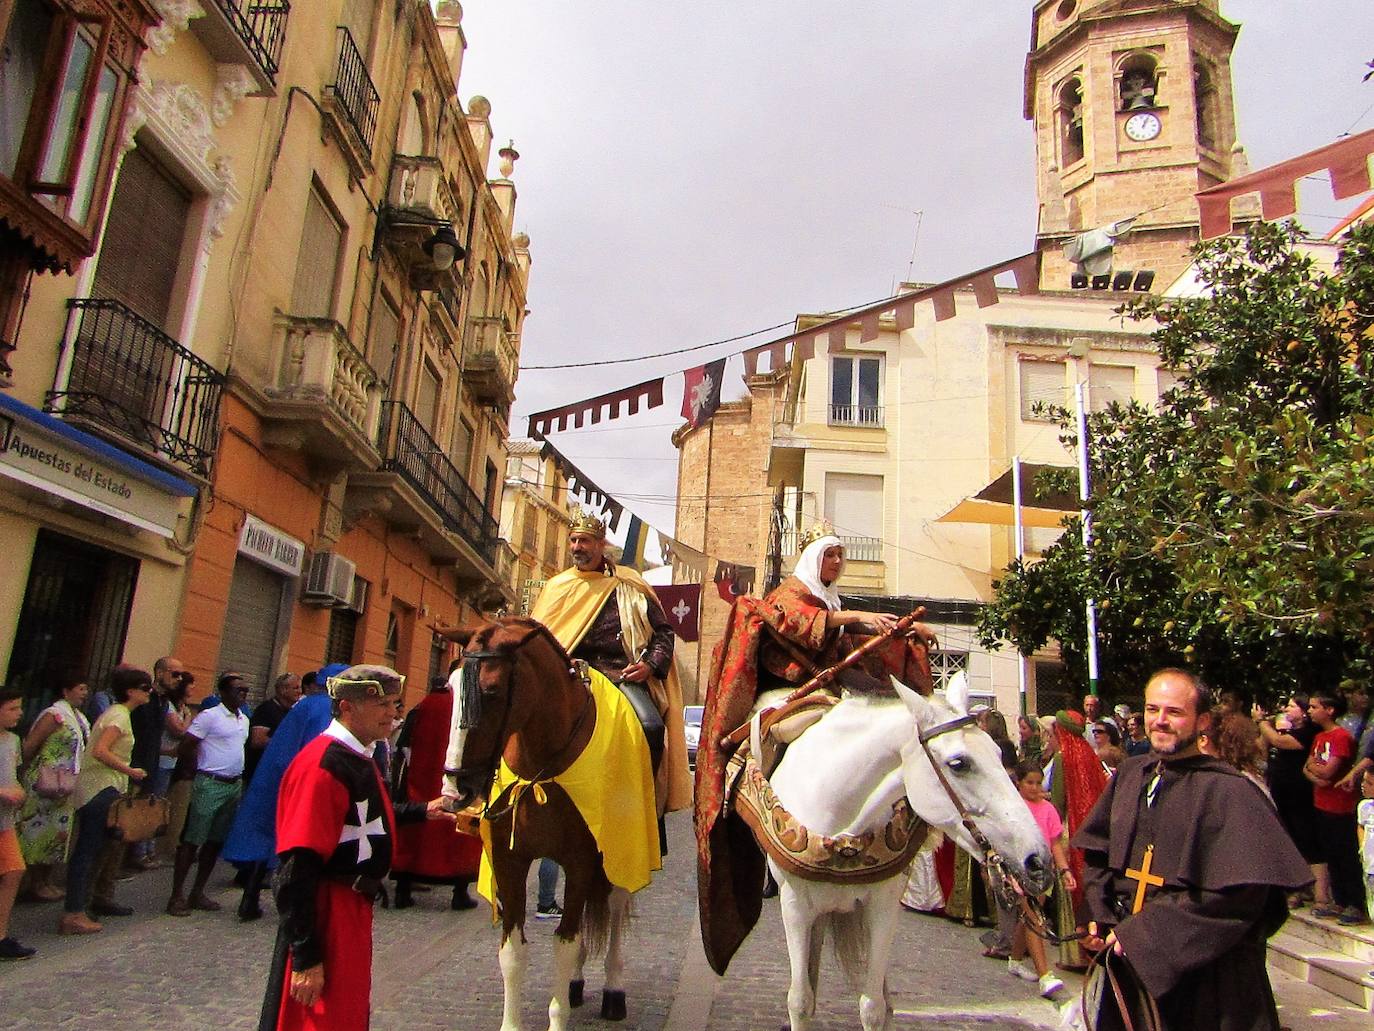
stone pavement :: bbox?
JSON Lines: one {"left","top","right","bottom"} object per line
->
{"left": 2, "top": 813, "right": 1368, "bottom": 1029}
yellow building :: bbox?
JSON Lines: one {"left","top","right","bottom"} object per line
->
{"left": 1, "top": 1, "right": 530, "bottom": 713}
{"left": 501, "top": 439, "right": 574, "bottom": 614}
{"left": 674, "top": 0, "right": 1249, "bottom": 716}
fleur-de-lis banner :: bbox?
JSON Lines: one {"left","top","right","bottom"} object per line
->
{"left": 654, "top": 584, "right": 701, "bottom": 642}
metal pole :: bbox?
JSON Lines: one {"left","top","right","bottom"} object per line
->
{"left": 1012, "top": 455, "right": 1028, "bottom": 716}
{"left": 1074, "top": 381, "right": 1099, "bottom": 697}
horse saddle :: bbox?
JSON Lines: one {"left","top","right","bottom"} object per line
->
{"left": 742, "top": 693, "right": 837, "bottom": 783}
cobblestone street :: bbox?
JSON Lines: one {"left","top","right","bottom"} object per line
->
{"left": 2, "top": 813, "right": 1364, "bottom": 1030}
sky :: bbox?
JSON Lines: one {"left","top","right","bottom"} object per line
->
{"left": 447, "top": 1, "right": 1374, "bottom": 543}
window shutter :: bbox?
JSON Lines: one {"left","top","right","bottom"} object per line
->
{"left": 291, "top": 187, "right": 344, "bottom": 319}
{"left": 1089, "top": 364, "right": 1135, "bottom": 412}
{"left": 1019, "top": 360, "right": 1066, "bottom": 420}
{"left": 92, "top": 147, "right": 191, "bottom": 331}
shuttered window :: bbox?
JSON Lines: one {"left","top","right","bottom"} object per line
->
{"left": 414, "top": 361, "right": 440, "bottom": 433}
{"left": 1019, "top": 359, "right": 1066, "bottom": 421}
{"left": 92, "top": 146, "right": 192, "bottom": 331}
{"left": 291, "top": 185, "right": 345, "bottom": 319}
{"left": 1089, "top": 364, "right": 1135, "bottom": 413}
{"left": 369, "top": 295, "right": 400, "bottom": 379}
{"left": 216, "top": 558, "right": 285, "bottom": 706}
{"left": 325, "top": 608, "right": 359, "bottom": 667}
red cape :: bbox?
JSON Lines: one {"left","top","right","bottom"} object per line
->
{"left": 392, "top": 690, "right": 481, "bottom": 881}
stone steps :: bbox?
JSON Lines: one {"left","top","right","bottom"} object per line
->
{"left": 1268, "top": 910, "right": 1374, "bottom": 1012}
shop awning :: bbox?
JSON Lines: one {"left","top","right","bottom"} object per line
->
{"left": 0, "top": 393, "right": 195, "bottom": 537}
{"left": 935, "top": 462, "right": 1078, "bottom": 529}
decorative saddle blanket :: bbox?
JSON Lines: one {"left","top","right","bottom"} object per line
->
{"left": 724, "top": 726, "right": 929, "bottom": 884}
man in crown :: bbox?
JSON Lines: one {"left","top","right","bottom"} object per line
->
{"left": 530, "top": 509, "right": 692, "bottom": 823}
{"left": 694, "top": 523, "right": 939, "bottom": 974}
{"left": 258, "top": 665, "right": 453, "bottom": 1031}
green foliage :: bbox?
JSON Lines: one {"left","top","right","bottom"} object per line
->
{"left": 978, "top": 221, "right": 1374, "bottom": 704}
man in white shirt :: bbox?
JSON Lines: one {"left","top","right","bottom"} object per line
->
{"left": 167, "top": 672, "right": 250, "bottom": 916}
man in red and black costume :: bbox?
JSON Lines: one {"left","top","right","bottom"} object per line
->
{"left": 694, "top": 525, "right": 937, "bottom": 974}
{"left": 258, "top": 665, "right": 452, "bottom": 1031}
{"left": 390, "top": 670, "right": 481, "bottom": 910}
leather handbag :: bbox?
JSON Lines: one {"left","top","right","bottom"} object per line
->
{"left": 34, "top": 766, "right": 77, "bottom": 800}
{"left": 106, "top": 793, "right": 171, "bottom": 843}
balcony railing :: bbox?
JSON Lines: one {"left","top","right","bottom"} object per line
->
{"left": 388, "top": 154, "right": 461, "bottom": 226}
{"left": 211, "top": 1, "right": 290, "bottom": 81}
{"left": 329, "top": 26, "right": 379, "bottom": 154}
{"left": 828, "top": 403, "right": 884, "bottom": 428}
{"left": 377, "top": 401, "right": 498, "bottom": 563}
{"left": 778, "top": 531, "right": 883, "bottom": 562}
{"left": 47, "top": 298, "right": 224, "bottom": 476}
{"left": 268, "top": 315, "right": 381, "bottom": 441}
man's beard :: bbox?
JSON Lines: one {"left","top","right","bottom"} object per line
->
{"left": 1150, "top": 728, "right": 1200, "bottom": 756}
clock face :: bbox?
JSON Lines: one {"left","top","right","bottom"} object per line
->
{"left": 1124, "top": 111, "right": 1162, "bottom": 142}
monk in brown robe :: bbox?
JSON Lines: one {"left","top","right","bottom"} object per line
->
{"left": 1073, "top": 668, "right": 1312, "bottom": 1031}
{"left": 694, "top": 529, "right": 936, "bottom": 975}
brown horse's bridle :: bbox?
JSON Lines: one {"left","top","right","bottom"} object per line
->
{"left": 448, "top": 622, "right": 593, "bottom": 821}
{"left": 916, "top": 712, "right": 1080, "bottom": 946}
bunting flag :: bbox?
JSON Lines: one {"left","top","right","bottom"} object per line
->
{"left": 521, "top": 249, "right": 1043, "bottom": 439}
{"left": 538, "top": 440, "right": 624, "bottom": 530}
{"left": 527, "top": 377, "right": 665, "bottom": 440}
{"left": 681, "top": 358, "right": 726, "bottom": 429}
{"left": 1196, "top": 127, "right": 1374, "bottom": 239}
{"left": 621, "top": 515, "right": 651, "bottom": 570}
{"left": 662, "top": 536, "right": 707, "bottom": 583}
{"left": 654, "top": 584, "right": 701, "bottom": 642}
{"left": 713, "top": 560, "right": 756, "bottom": 602}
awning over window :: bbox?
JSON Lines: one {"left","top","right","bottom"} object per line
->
{"left": 935, "top": 462, "right": 1078, "bottom": 529}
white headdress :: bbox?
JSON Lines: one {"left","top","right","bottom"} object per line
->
{"left": 793, "top": 535, "right": 845, "bottom": 611}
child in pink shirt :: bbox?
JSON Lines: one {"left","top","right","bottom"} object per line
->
{"left": 1007, "top": 759, "right": 1075, "bottom": 998}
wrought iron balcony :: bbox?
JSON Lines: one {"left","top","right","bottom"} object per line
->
{"left": 376, "top": 401, "right": 498, "bottom": 564}
{"left": 192, "top": 2, "right": 290, "bottom": 93}
{"left": 47, "top": 298, "right": 224, "bottom": 477}
{"left": 327, "top": 27, "right": 379, "bottom": 161}
{"left": 261, "top": 315, "right": 382, "bottom": 471}
{"left": 828, "top": 403, "right": 884, "bottom": 428}
{"left": 464, "top": 316, "right": 518, "bottom": 407}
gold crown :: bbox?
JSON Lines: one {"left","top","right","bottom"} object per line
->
{"left": 797, "top": 521, "right": 836, "bottom": 553}
{"left": 568, "top": 506, "right": 606, "bottom": 538}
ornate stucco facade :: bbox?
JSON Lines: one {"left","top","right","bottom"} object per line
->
{"left": 0, "top": 2, "right": 531, "bottom": 714}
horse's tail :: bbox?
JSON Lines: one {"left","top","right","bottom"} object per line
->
{"left": 821, "top": 906, "right": 870, "bottom": 990}
{"left": 578, "top": 870, "right": 614, "bottom": 958}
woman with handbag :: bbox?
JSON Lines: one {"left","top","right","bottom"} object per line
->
{"left": 17, "top": 678, "right": 90, "bottom": 901}
{"left": 60, "top": 665, "right": 150, "bottom": 935}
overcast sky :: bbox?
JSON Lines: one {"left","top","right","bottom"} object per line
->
{"left": 449, "top": 1, "right": 1374, "bottom": 542}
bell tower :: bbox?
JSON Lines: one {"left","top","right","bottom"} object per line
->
{"left": 1025, "top": 0, "right": 1250, "bottom": 289}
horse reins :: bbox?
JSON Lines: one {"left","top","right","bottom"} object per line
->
{"left": 915, "top": 713, "right": 1083, "bottom": 946}
{"left": 448, "top": 622, "right": 593, "bottom": 823}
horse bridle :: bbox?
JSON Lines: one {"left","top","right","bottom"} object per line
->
{"left": 446, "top": 622, "right": 593, "bottom": 821}
{"left": 916, "top": 711, "right": 1081, "bottom": 946}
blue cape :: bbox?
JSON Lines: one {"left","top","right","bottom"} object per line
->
{"left": 222, "top": 667, "right": 344, "bottom": 864}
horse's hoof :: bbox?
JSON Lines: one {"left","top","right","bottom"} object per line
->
{"left": 600, "top": 989, "right": 626, "bottom": 1021}
{"left": 569, "top": 979, "right": 584, "bottom": 1007}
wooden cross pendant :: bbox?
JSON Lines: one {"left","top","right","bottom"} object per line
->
{"left": 1125, "top": 844, "right": 1164, "bottom": 914}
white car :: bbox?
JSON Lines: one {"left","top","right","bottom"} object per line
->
{"left": 683, "top": 705, "right": 704, "bottom": 769}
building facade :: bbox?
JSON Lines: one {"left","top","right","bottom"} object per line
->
{"left": 674, "top": 0, "right": 1248, "bottom": 716}
{"left": 0, "top": 1, "right": 529, "bottom": 715}
{"left": 500, "top": 439, "right": 574, "bottom": 615}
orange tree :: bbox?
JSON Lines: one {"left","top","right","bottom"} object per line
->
{"left": 978, "top": 221, "right": 1374, "bottom": 704}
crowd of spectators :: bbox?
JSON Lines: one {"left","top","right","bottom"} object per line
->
{"left": 0, "top": 658, "right": 427, "bottom": 961}
{"left": 899, "top": 680, "right": 1374, "bottom": 1006}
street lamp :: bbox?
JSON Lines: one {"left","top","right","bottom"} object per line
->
{"left": 422, "top": 223, "right": 463, "bottom": 271}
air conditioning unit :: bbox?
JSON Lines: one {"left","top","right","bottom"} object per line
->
{"left": 303, "top": 551, "right": 356, "bottom": 607}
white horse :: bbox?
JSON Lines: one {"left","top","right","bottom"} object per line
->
{"left": 763, "top": 673, "right": 1054, "bottom": 1031}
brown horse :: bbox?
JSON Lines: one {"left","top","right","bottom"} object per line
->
{"left": 443, "top": 617, "right": 648, "bottom": 1031}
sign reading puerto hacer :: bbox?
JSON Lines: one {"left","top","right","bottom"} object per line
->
{"left": 237, "top": 513, "right": 305, "bottom": 577}
{"left": 0, "top": 399, "right": 191, "bottom": 538}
